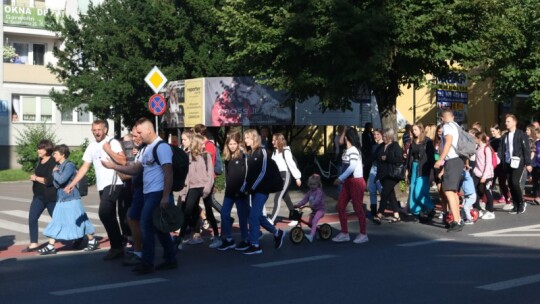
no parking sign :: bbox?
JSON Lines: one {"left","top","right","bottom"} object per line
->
{"left": 148, "top": 94, "right": 167, "bottom": 116}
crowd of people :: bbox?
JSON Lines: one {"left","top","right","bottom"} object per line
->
{"left": 21, "top": 110, "right": 540, "bottom": 274}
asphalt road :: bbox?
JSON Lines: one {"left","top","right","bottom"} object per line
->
{"left": 1, "top": 181, "right": 540, "bottom": 304}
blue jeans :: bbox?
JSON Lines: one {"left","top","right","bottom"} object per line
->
{"left": 248, "top": 192, "right": 276, "bottom": 246}
{"left": 29, "top": 195, "right": 56, "bottom": 243}
{"left": 221, "top": 196, "right": 250, "bottom": 240}
{"left": 141, "top": 191, "right": 175, "bottom": 266}
{"left": 368, "top": 165, "right": 382, "bottom": 206}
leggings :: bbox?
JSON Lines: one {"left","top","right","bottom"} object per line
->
{"left": 336, "top": 177, "right": 366, "bottom": 234}
{"left": 202, "top": 189, "right": 220, "bottom": 236}
{"left": 473, "top": 176, "right": 494, "bottom": 212}
{"left": 308, "top": 210, "right": 325, "bottom": 237}
{"left": 378, "top": 178, "right": 399, "bottom": 214}
{"left": 180, "top": 188, "right": 204, "bottom": 238}
{"left": 268, "top": 171, "right": 294, "bottom": 222}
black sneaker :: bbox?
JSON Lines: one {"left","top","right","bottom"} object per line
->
{"left": 274, "top": 229, "right": 286, "bottom": 249}
{"left": 155, "top": 261, "right": 178, "bottom": 271}
{"left": 218, "top": 239, "right": 236, "bottom": 251}
{"left": 518, "top": 204, "right": 527, "bottom": 214}
{"left": 123, "top": 252, "right": 142, "bottom": 266}
{"left": 447, "top": 221, "right": 464, "bottom": 232}
{"left": 509, "top": 207, "right": 519, "bottom": 214}
{"left": 235, "top": 240, "right": 251, "bottom": 251}
{"left": 103, "top": 248, "right": 124, "bottom": 260}
{"left": 132, "top": 263, "right": 154, "bottom": 275}
{"left": 243, "top": 245, "right": 262, "bottom": 255}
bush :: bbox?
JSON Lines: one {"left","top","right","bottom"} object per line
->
{"left": 15, "top": 123, "right": 58, "bottom": 172}
{"left": 70, "top": 138, "right": 96, "bottom": 185}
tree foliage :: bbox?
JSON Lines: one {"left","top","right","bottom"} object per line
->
{"left": 46, "top": 0, "right": 234, "bottom": 128}
{"left": 219, "top": 0, "right": 488, "bottom": 129}
{"left": 15, "top": 123, "right": 58, "bottom": 172}
{"left": 460, "top": 0, "right": 540, "bottom": 107}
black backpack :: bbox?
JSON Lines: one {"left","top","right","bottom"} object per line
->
{"left": 153, "top": 141, "right": 189, "bottom": 192}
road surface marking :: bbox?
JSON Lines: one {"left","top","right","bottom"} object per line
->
{"left": 50, "top": 278, "right": 168, "bottom": 295}
{"left": 0, "top": 195, "right": 30, "bottom": 203}
{"left": 397, "top": 238, "right": 454, "bottom": 247}
{"left": 470, "top": 224, "right": 540, "bottom": 238}
{"left": 0, "top": 219, "right": 42, "bottom": 233}
{"left": 252, "top": 255, "right": 337, "bottom": 268}
{"left": 0, "top": 210, "right": 102, "bottom": 227}
{"left": 477, "top": 274, "right": 540, "bottom": 291}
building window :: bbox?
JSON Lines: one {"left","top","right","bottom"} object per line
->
{"left": 61, "top": 104, "right": 93, "bottom": 124}
{"left": 32, "top": 44, "right": 45, "bottom": 65}
{"left": 12, "top": 95, "right": 54, "bottom": 123}
{"left": 13, "top": 43, "right": 28, "bottom": 64}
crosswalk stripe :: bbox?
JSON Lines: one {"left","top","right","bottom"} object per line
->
{"left": 0, "top": 219, "right": 42, "bottom": 233}
{"left": 0, "top": 210, "right": 102, "bottom": 227}
{"left": 0, "top": 195, "right": 30, "bottom": 203}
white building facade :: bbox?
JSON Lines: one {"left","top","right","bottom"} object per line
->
{"left": 1, "top": 0, "right": 110, "bottom": 169}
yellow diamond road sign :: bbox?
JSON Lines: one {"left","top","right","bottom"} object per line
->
{"left": 144, "top": 66, "right": 168, "bottom": 94}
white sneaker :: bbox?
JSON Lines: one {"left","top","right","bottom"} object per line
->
{"left": 305, "top": 234, "right": 314, "bottom": 243}
{"left": 353, "top": 234, "right": 369, "bottom": 244}
{"left": 209, "top": 237, "right": 223, "bottom": 249}
{"left": 502, "top": 204, "right": 514, "bottom": 211}
{"left": 481, "top": 211, "right": 496, "bottom": 220}
{"left": 288, "top": 221, "right": 298, "bottom": 227}
{"left": 332, "top": 233, "right": 350, "bottom": 243}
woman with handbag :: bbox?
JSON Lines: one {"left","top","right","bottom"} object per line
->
{"left": 373, "top": 128, "right": 403, "bottom": 224}
{"left": 405, "top": 123, "right": 436, "bottom": 221}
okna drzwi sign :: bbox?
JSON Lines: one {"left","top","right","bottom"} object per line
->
{"left": 3, "top": 5, "right": 64, "bottom": 28}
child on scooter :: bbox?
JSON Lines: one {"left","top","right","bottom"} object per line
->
{"left": 294, "top": 174, "right": 325, "bottom": 243}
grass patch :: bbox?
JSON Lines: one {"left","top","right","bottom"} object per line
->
{"left": 0, "top": 169, "right": 30, "bottom": 182}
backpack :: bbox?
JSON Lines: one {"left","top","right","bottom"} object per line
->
{"left": 450, "top": 122, "right": 476, "bottom": 158}
{"left": 78, "top": 175, "right": 89, "bottom": 197}
{"left": 265, "top": 157, "right": 285, "bottom": 193}
{"left": 214, "top": 145, "right": 224, "bottom": 175}
{"left": 153, "top": 141, "right": 189, "bottom": 192}
{"left": 484, "top": 145, "right": 500, "bottom": 169}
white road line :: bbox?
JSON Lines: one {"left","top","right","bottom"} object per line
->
{"left": 0, "top": 195, "right": 30, "bottom": 203}
{"left": 470, "top": 224, "right": 540, "bottom": 238}
{"left": 477, "top": 274, "right": 540, "bottom": 291}
{"left": 0, "top": 219, "right": 42, "bottom": 233}
{"left": 252, "top": 255, "right": 338, "bottom": 268}
{"left": 397, "top": 238, "right": 454, "bottom": 247}
{"left": 50, "top": 278, "right": 168, "bottom": 296}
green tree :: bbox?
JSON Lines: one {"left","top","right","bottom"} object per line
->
{"left": 460, "top": 0, "right": 540, "bottom": 108}
{"left": 46, "top": 0, "right": 234, "bottom": 128}
{"left": 219, "top": 0, "right": 487, "bottom": 130}
{"left": 15, "top": 123, "right": 58, "bottom": 172}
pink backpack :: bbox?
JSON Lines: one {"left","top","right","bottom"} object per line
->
{"left": 484, "top": 146, "right": 500, "bottom": 169}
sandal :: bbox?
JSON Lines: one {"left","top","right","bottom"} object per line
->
{"left": 38, "top": 244, "right": 56, "bottom": 255}
{"left": 387, "top": 216, "right": 401, "bottom": 223}
{"left": 372, "top": 216, "right": 382, "bottom": 225}
{"left": 21, "top": 246, "right": 40, "bottom": 253}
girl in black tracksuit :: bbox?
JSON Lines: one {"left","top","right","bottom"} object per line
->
{"left": 218, "top": 131, "right": 251, "bottom": 251}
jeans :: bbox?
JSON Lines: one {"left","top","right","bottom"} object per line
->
{"left": 462, "top": 193, "right": 477, "bottom": 221}
{"left": 408, "top": 161, "right": 434, "bottom": 215}
{"left": 140, "top": 191, "right": 175, "bottom": 266}
{"left": 248, "top": 192, "right": 277, "bottom": 246}
{"left": 221, "top": 196, "right": 250, "bottom": 240}
{"left": 368, "top": 165, "right": 382, "bottom": 206}
{"left": 337, "top": 177, "right": 367, "bottom": 234}
{"left": 532, "top": 167, "right": 540, "bottom": 197}
{"left": 28, "top": 195, "right": 56, "bottom": 243}
{"left": 98, "top": 185, "right": 123, "bottom": 249}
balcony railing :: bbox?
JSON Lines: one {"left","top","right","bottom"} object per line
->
{"left": 4, "top": 63, "right": 61, "bottom": 85}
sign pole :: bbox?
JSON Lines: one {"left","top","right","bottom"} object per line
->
{"left": 155, "top": 115, "right": 159, "bottom": 135}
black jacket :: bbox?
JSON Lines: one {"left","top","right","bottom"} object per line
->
{"left": 406, "top": 139, "right": 435, "bottom": 179}
{"left": 376, "top": 141, "right": 403, "bottom": 180}
{"left": 242, "top": 148, "right": 281, "bottom": 194}
{"left": 33, "top": 157, "right": 57, "bottom": 203}
{"left": 224, "top": 154, "right": 247, "bottom": 198}
{"left": 497, "top": 129, "right": 531, "bottom": 169}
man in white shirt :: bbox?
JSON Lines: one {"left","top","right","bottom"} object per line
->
{"left": 434, "top": 109, "right": 464, "bottom": 232}
{"left": 66, "top": 120, "right": 126, "bottom": 260}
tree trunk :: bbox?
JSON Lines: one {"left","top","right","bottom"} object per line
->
{"left": 373, "top": 73, "right": 400, "bottom": 137}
